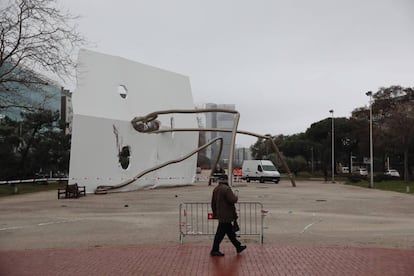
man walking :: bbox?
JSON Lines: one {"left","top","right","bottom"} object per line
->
{"left": 210, "top": 175, "right": 247, "bottom": 256}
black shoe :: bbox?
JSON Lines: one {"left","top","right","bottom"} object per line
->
{"left": 210, "top": 251, "right": 225, "bottom": 257}
{"left": 237, "top": 245, "right": 247, "bottom": 254}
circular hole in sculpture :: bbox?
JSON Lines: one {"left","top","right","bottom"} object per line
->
{"left": 117, "top": 85, "right": 128, "bottom": 99}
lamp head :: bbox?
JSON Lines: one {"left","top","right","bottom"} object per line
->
{"left": 366, "top": 91, "right": 372, "bottom": 96}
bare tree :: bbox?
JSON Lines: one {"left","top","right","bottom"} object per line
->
{"left": 0, "top": 0, "right": 86, "bottom": 110}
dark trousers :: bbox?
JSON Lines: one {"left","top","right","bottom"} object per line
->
{"left": 212, "top": 222, "right": 241, "bottom": 252}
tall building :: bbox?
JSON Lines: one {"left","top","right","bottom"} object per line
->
{"left": 60, "top": 88, "right": 73, "bottom": 134}
{"left": 204, "top": 103, "right": 236, "bottom": 167}
{"left": 234, "top": 147, "right": 252, "bottom": 167}
{"left": 0, "top": 63, "right": 66, "bottom": 123}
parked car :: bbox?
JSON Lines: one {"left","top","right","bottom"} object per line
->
{"left": 357, "top": 168, "right": 368, "bottom": 176}
{"left": 385, "top": 169, "right": 400, "bottom": 177}
{"left": 341, "top": 167, "right": 349, "bottom": 174}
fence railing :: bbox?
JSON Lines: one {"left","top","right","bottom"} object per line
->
{"left": 179, "top": 202, "right": 266, "bottom": 244}
{"left": 0, "top": 178, "right": 68, "bottom": 185}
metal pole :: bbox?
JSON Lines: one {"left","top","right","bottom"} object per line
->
{"left": 311, "top": 147, "right": 314, "bottom": 174}
{"left": 228, "top": 112, "right": 240, "bottom": 188}
{"left": 329, "top": 110, "right": 335, "bottom": 183}
{"left": 350, "top": 154, "right": 353, "bottom": 174}
{"left": 366, "top": 91, "right": 374, "bottom": 188}
{"left": 387, "top": 157, "right": 390, "bottom": 171}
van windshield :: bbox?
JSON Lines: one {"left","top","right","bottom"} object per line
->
{"left": 262, "top": 165, "right": 277, "bottom": 171}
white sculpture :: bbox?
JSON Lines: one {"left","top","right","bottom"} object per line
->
{"left": 69, "top": 49, "right": 198, "bottom": 193}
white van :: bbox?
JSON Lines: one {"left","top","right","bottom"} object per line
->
{"left": 241, "top": 160, "right": 280, "bottom": 183}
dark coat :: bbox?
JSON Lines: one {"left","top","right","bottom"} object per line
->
{"left": 211, "top": 182, "right": 238, "bottom": 223}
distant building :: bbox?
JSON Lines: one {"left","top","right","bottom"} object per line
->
{"left": 203, "top": 103, "right": 236, "bottom": 167}
{"left": 195, "top": 107, "right": 207, "bottom": 157}
{"left": 0, "top": 63, "right": 68, "bottom": 123}
{"left": 60, "top": 89, "right": 73, "bottom": 134}
{"left": 234, "top": 147, "right": 252, "bottom": 167}
{"left": 196, "top": 103, "right": 252, "bottom": 167}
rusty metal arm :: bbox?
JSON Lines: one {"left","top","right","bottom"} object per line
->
{"left": 95, "top": 137, "right": 224, "bottom": 194}
{"left": 154, "top": 128, "right": 296, "bottom": 187}
{"left": 131, "top": 108, "right": 240, "bottom": 188}
{"left": 96, "top": 108, "right": 296, "bottom": 193}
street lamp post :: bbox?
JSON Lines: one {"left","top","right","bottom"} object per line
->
{"left": 350, "top": 154, "right": 356, "bottom": 174}
{"left": 311, "top": 147, "right": 314, "bottom": 174}
{"left": 329, "top": 109, "right": 335, "bottom": 183}
{"left": 366, "top": 91, "right": 374, "bottom": 188}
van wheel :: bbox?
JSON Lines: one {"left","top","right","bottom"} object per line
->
{"left": 260, "top": 178, "right": 264, "bottom": 183}
{"left": 246, "top": 177, "right": 250, "bottom": 183}
{"left": 274, "top": 180, "right": 279, "bottom": 184}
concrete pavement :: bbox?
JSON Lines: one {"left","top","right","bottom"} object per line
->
{"left": 1, "top": 179, "right": 413, "bottom": 275}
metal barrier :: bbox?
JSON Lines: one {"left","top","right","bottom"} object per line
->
{"left": 179, "top": 202, "right": 266, "bottom": 244}
{"left": 0, "top": 178, "right": 68, "bottom": 185}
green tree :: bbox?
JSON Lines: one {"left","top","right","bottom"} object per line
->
{"left": 0, "top": 110, "right": 70, "bottom": 179}
{"left": 18, "top": 110, "right": 59, "bottom": 175}
{"left": 305, "top": 118, "right": 332, "bottom": 171}
{"left": 0, "top": 116, "right": 20, "bottom": 179}
{"left": 278, "top": 133, "right": 316, "bottom": 171}
{"left": 305, "top": 117, "right": 357, "bottom": 174}
{"left": 250, "top": 134, "right": 276, "bottom": 160}
{"left": 30, "top": 123, "right": 71, "bottom": 175}
{"left": 250, "top": 134, "right": 315, "bottom": 175}
{"left": 286, "top": 155, "right": 307, "bottom": 176}
{"left": 373, "top": 86, "right": 414, "bottom": 181}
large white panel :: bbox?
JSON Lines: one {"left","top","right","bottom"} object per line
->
{"left": 69, "top": 49, "right": 198, "bottom": 193}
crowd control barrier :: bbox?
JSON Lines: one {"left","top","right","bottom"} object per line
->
{"left": 179, "top": 202, "right": 266, "bottom": 244}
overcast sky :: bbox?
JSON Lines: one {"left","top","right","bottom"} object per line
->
{"left": 59, "top": 0, "right": 414, "bottom": 147}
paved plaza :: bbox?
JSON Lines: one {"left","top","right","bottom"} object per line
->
{"left": 1, "top": 244, "right": 414, "bottom": 275}
{"left": 0, "top": 179, "right": 413, "bottom": 275}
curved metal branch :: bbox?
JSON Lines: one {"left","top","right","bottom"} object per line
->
{"left": 132, "top": 108, "right": 296, "bottom": 187}
{"left": 96, "top": 108, "right": 296, "bottom": 193}
{"left": 154, "top": 128, "right": 296, "bottom": 187}
{"left": 95, "top": 137, "right": 224, "bottom": 194}
{"left": 131, "top": 108, "right": 239, "bottom": 188}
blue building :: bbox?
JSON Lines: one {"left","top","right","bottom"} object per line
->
{"left": 0, "top": 63, "right": 64, "bottom": 121}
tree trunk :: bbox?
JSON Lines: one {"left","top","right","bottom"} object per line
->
{"left": 19, "top": 127, "right": 39, "bottom": 173}
{"left": 404, "top": 149, "right": 409, "bottom": 182}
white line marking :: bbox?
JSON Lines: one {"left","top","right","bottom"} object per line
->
{"left": 301, "top": 219, "right": 322, "bottom": 234}
{"left": 38, "top": 219, "right": 83, "bottom": 226}
{"left": 0, "top": 226, "right": 25, "bottom": 231}
{"left": 1, "top": 219, "right": 83, "bottom": 231}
